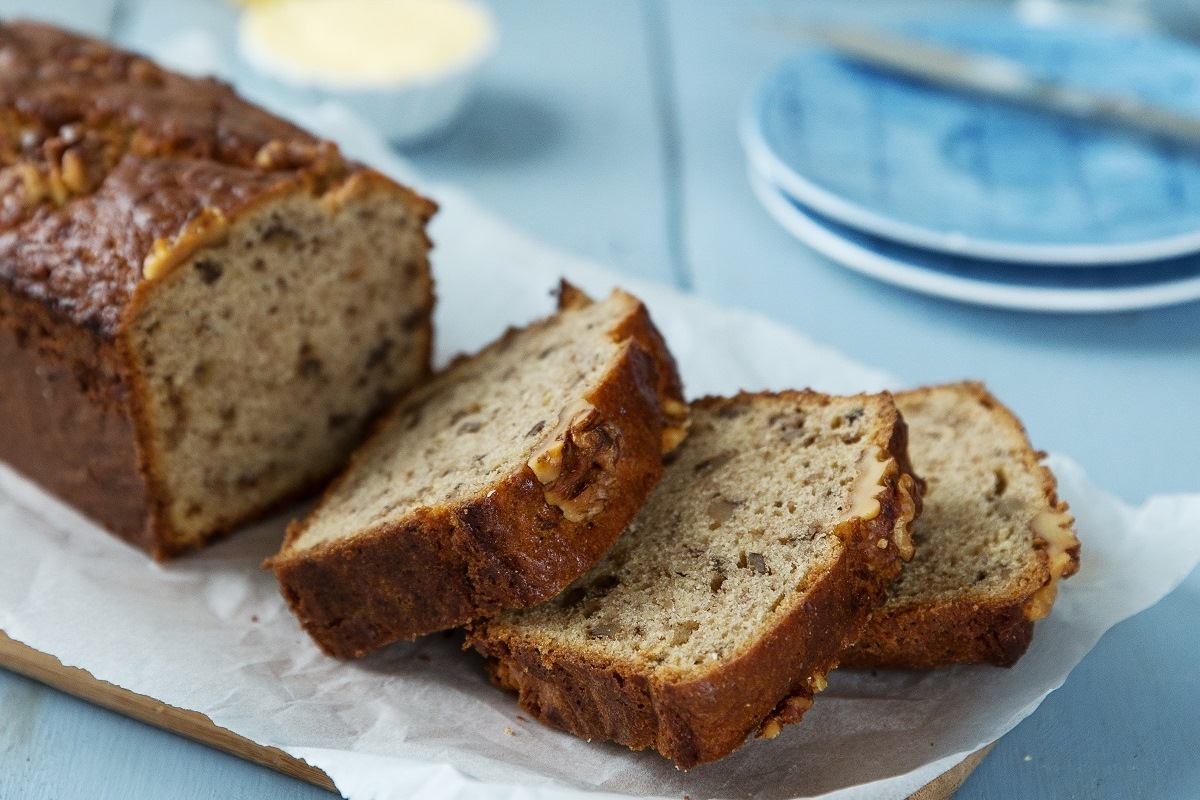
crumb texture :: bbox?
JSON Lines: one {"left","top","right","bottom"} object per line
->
{"left": 273, "top": 287, "right": 685, "bottom": 654}
{"left": 843, "top": 381, "right": 1080, "bottom": 668}
{"left": 290, "top": 292, "right": 642, "bottom": 552}
{"left": 130, "top": 190, "right": 432, "bottom": 547}
{"left": 891, "top": 388, "right": 1047, "bottom": 603}
{"left": 494, "top": 395, "right": 890, "bottom": 674}
{"left": 472, "top": 391, "right": 918, "bottom": 766}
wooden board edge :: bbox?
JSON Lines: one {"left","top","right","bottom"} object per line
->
{"left": 907, "top": 743, "right": 994, "bottom": 800}
{"left": 0, "top": 630, "right": 991, "bottom": 799}
{"left": 0, "top": 630, "right": 337, "bottom": 793}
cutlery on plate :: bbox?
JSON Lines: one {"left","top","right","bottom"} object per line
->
{"left": 809, "top": 24, "right": 1200, "bottom": 148}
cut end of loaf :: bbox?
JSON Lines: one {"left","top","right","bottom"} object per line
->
{"left": 842, "top": 381, "right": 1081, "bottom": 669}
{"left": 125, "top": 178, "right": 434, "bottom": 555}
{"left": 471, "top": 390, "right": 921, "bottom": 766}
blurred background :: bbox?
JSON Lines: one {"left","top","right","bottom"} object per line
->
{"left": 0, "top": 2, "right": 1198, "bottom": 798}
{"left": 6, "top": 0, "right": 1200, "bottom": 297}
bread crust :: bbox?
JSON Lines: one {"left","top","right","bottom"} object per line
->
{"left": 0, "top": 295, "right": 393, "bottom": 559}
{"left": 841, "top": 382, "right": 1080, "bottom": 669}
{"left": 270, "top": 287, "right": 687, "bottom": 658}
{"left": 0, "top": 288, "right": 155, "bottom": 549}
{"left": 839, "top": 596, "right": 1037, "bottom": 669}
{"left": 468, "top": 391, "right": 923, "bottom": 767}
{"left": 0, "top": 22, "right": 436, "bottom": 558}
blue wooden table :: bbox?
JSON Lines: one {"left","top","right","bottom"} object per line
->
{"left": 1, "top": 1, "right": 1197, "bottom": 798}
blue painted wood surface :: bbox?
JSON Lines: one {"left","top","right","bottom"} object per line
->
{"left": 0, "top": 1, "right": 1197, "bottom": 798}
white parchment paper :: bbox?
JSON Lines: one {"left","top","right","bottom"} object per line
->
{"left": 2, "top": 47, "right": 1200, "bottom": 800}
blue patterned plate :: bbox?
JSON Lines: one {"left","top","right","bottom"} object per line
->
{"left": 743, "top": 14, "right": 1200, "bottom": 266}
{"left": 749, "top": 167, "right": 1200, "bottom": 312}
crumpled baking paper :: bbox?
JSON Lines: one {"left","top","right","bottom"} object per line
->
{"left": 2, "top": 40, "right": 1200, "bottom": 800}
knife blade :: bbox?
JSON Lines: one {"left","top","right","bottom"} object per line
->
{"left": 811, "top": 24, "right": 1200, "bottom": 148}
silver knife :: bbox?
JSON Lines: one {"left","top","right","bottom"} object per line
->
{"left": 811, "top": 24, "right": 1200, "bottom": 148}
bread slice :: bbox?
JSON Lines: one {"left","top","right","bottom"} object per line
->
{"left": 841, "top": 382, "right": 1080, "bottom": 669}
{"left": 269, "top": 284, "right": 688, "bottom": 658}
{"left": 468, "top": 391, "right": 922, "bottom": 768}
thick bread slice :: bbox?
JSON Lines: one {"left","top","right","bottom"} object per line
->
{"left": 468, "top": 391, "right": 922, "bottom": 768}
{"left": 842, "top": 382, "right": 1080, "bottom": 669}
{"left": 269, "top": 284, "right": 688, "bottom": 658}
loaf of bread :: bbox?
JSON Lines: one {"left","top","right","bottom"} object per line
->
{"left": 269, "top": 283, "right": 688, "bottom": 658}
{"left": 0, "top": 22, "right": 435, "bottom": 558}
{"left": 468, "top": 391, "right": 922, "bottom": 767}
{"left": 842, "top": 382, "right": 1080, "bottom": 669}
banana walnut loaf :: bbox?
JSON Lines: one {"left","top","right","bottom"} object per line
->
{"left": 0, "top": 22, "right": 435, "bottom": 558}
{"left": 842, "top": 382, "right": 1080, "bottom": 669}
{"left": 269, "top": 284, "right": 689, "bottom": 658}
{"left": 468, "top": 391, "right": 922, "bottom": 767}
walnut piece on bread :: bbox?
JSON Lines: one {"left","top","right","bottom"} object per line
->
{"left": 470, "top": 390, "right": 922, "bottom": 767}
{"left": 841, "top": 381, "right": 1081, "bottom": 669}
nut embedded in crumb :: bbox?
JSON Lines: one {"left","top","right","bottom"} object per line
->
{"left": 759, "top": 718, "right": 783, "bottom": 740}
{"left": 472, "top": 391, "right": 918, "bottom": 766}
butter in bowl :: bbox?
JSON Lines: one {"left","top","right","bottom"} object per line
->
{"left": 238, "top": 0, "right": 495, "bottom": 144}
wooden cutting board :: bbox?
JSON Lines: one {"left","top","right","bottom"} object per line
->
{"left": 0, "top": 630, "right": 992, "bottom": 798}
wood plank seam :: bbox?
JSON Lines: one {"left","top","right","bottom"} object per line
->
{"left": 641, "top": 0, "right": 693, "bottom": 291}
{"left": 106, "top": 0, "right": 132, "bottom": 38}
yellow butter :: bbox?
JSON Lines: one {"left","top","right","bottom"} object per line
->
{"left": 242, "top": 0, "right": 493, "bottom": 85}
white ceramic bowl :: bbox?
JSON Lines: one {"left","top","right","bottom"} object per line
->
{"left": 238, "top": 0, "right": 496, "bottom": 145}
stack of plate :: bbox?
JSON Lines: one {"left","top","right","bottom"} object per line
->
{"left": 741, "top": 14, "right": 1200, "bottom": 312}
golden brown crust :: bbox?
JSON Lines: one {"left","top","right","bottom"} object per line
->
{"left": 556, "top": 281, "right": 685, "bottom": 421}
{"left": 839, "top": 596, "right": 1036, "bottom": 669}
{"left": 0, "top": 22, "right": 340, "bottom": 336}
{"left": 270, "top": 286, "right": 687, "bottom": 658}
{"left": 841, "top": 381, "right": 1080, "bottom": 669}
{"left": 467, "top": 391, "right": 923, "bottom": 767}
{"left": 608, "top": 293, "right": 688, "bottom": 451}
{"left": 0, "top": 296, "right": 389, "bottom": 560}
{"left": 0, "top": 21, "right": 438, "bottom": 339}
{"left": 0, "top": 288, "right": 155, "bottom": 550}
{"left": 0, "top": 272, "right": 433, "bottom": 561}
{"left": 0, "top": 24, "right": 437, "bottom": 558}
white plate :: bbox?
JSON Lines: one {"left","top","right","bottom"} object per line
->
{"left": 749, "top": 167, "right": 1200, "bottom": 313}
